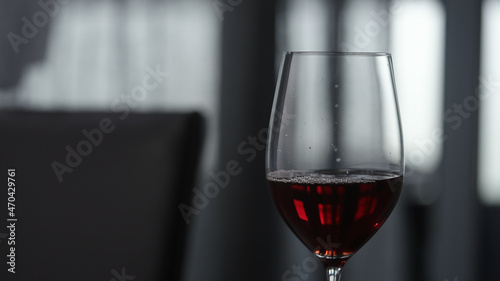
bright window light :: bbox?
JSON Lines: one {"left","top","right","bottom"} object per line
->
{"left": 478, "top": 0, "right": 500, "bottom": 205}
{"left": 280, "top": 0, "right": 329, "bottom": 51}
{"left": 390, "top": 0, "right": 446, "bottom": 175}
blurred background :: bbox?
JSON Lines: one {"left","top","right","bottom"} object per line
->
{"left": 0, "top": 0, "right": 498, "bottom": 280}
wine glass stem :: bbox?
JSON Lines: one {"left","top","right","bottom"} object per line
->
{"left": 326, "top": 267, "right": 342, "bottom": 281}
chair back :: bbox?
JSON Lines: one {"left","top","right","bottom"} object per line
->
{"left": 0, "top": 111, "right": 203, "bottom": 281}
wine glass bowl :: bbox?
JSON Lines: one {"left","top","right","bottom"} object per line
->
{"left": 266, "top": 52, "right": 404, "bottom": 281}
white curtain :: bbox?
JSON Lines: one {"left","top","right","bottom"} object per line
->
{"left": 0, "top": 0, "right": 220, "bottom": 114}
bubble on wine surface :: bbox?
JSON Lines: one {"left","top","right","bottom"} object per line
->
{"left": 267, "top": 170, "right": 377, "bottom": 185}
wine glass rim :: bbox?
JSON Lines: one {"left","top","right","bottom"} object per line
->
{"left": 284, "top": 51, "right": 391, "bottom": 57}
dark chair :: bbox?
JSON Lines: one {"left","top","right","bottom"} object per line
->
{"left": 0, "top": 111, "right": 203, "bottom": 281}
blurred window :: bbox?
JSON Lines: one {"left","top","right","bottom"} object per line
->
{"left": 276, "top": 0, "right": 329, "bottom": 53}
{"left": 0, "top": 0, "right": 220, "bottom": 176}
{"left": 391, "top": 0, "right": 446, "bottom": 175}
{"left": 278, "top": 0, "right": 447, "bottom": 205}
{"left": 1, "top": 0, "right": 220, "bottom": 114}
{"left": 478, "top": 0, "right": 500, "bottom": 205}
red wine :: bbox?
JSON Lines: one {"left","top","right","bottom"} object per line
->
{"left": 267, "top": 171, "right": 402, "bottom": 267}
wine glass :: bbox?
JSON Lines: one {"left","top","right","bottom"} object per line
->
{"left": 266, "top": 52, "right": 404, "bottom": 281}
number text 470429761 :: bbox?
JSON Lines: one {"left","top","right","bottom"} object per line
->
{"left": 6, "top": 169, "right": 16, "bottom": 274}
